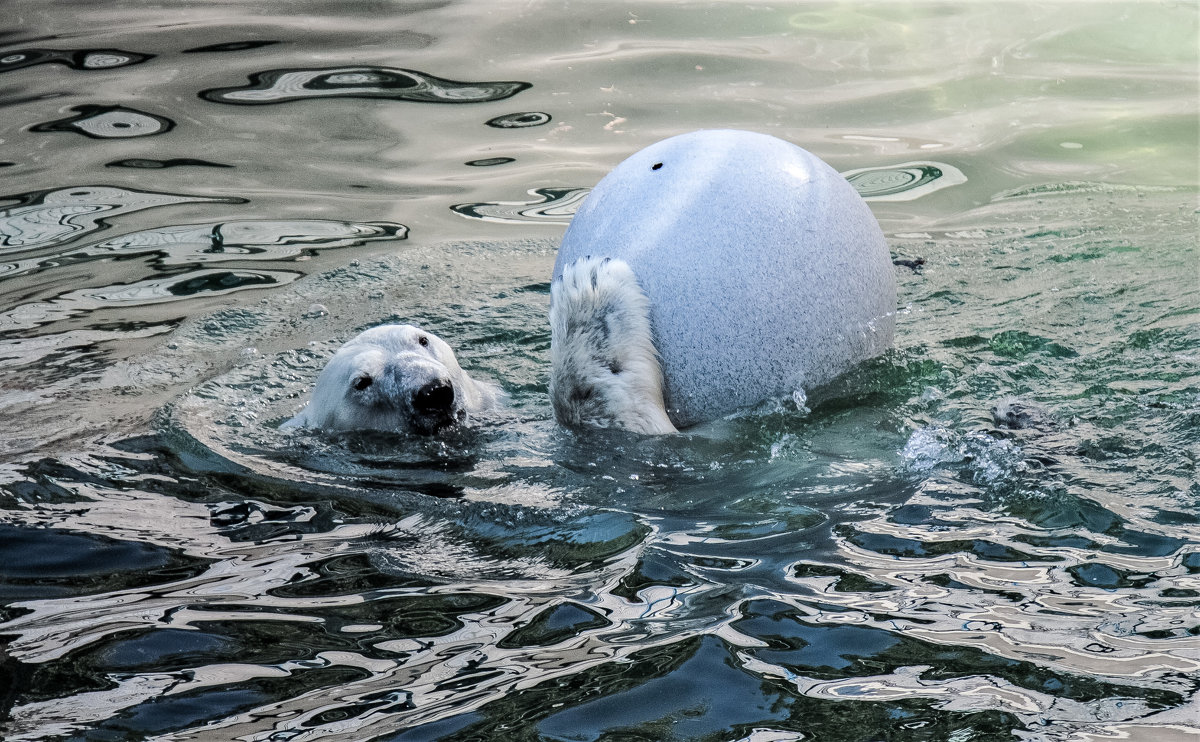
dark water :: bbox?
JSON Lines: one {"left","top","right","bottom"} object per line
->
{"left": 1, "top": 3, "right": 1198, "bottom": 741}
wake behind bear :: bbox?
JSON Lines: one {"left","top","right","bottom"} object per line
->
{"left": 286, "top": 129, "right": 896, "bottom": 436}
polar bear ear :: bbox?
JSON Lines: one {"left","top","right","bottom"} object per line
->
{"left": 352, "top": 374, "right": 373, "bottom": 391}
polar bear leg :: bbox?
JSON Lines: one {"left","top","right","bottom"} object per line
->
{"left": 549, "top": 257, "right": 677, "bottom": 435}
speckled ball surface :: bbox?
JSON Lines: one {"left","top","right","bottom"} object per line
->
{"left": 553, "top": 129, "right": 896, "bottom": 428}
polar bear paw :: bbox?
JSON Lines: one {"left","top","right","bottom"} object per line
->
{"left": 549, "top": 257, "right": 676, "bottom": 435}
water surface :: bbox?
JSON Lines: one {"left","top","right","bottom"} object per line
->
{"left": 1, "top": 2, "right": 1197, "bottom": 741}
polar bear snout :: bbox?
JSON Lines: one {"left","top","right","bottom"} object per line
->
{"left": 406, "top": 377, "right": 460, "bottom": 434}
{"left": 413, "top": 378, "right": 455, "bottom": 413}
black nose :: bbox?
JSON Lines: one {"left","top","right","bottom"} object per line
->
{"left": 412, "top": 379, "right": 454, "bottom": 413}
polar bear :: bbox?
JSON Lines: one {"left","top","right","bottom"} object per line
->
{"left": 284, "top": 324, "right": 500, "bottom": 434}
{"left": 550, "top": 130, "right": 896, "bottom": 434}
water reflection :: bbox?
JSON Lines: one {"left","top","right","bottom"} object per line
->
{"left": 485, "top": 112, "right": 551, "bottom": 128}
{"left": 0, "top": 186, "right": 244, "bottom": 252}
{"left": 0, "top": 269, "right": 301, "bottom": 334}
{"left": 452, "top": 162, "right": 966, "bottom": 223}
{"left": 202, "top": 67, "right": 531, "bottom": 105}
{"left": 843, "top": 162, "right": 968, "bottom": 201}
{"left": 0, "top": 220, "right": 406, "bottom": 335}
{"left": 0, "top": 48, "right": 152, "bottom": 73}
{"left": 31, "top": 104, "right": 175, "bottom": 138}
{"left": 0, "top": 219, "right": 407, "bottom": 280}
{"left": 465, "top": 157, "right": 516, "bottom": 167}
{"left": 106, "top": 158, "right": 233, "bottom": 169}
{"left": 183, "top": 40, "right": 281, "bottom": 53}
{"left": 451, "top": 187, "right": 589, "bottom": 224}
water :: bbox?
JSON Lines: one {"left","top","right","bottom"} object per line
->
{"left": 1, "top": 2, "right": 1197, "bottom": 740}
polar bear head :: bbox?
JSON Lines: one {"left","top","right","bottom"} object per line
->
{"left": 284, "top": 324, "right": 499, "bottom": 435}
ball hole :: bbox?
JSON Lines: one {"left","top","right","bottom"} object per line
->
{"left": 651, "top": 162, "right": 663, "bottom": 171}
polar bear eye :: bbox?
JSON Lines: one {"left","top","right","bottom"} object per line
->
{"left": 418, "top": 335, "right": 429, "bottom": 347}
{"left": 352, "top": 375, "right": 373, "bottom": 391}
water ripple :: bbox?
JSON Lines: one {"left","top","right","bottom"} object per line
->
{"left": 0, "top": 186, "right": 245, "bottom": 252}
{"left": 0, "top": 269, "right": 300, "bottom": 334}
{"left": 106, "top": 158, "right": 233, "bottom": 169}
{"left": 485, "top": 112, "right": 551, "bottom": 129}
{"left": 201, "top": 67, "right": 532, "bottom": 105}
{"left": 0, "top": 219, "right": 407, "bottom": 280}
{"left": 451, "top": 162, "right": 966, "bottom": 225}
{"left": 843, "top": 161, "right": 968, "bottom": 201}
{"left": 183, "top": 40, "right": 281, "bottom": 54}
{"left": 31, "top": 105, "right": 175, "bottom": 138}
{"left": 0, "top": 47, "right": 152, "bottom": 72}
{"left": 450, "top": 187, "right": 590, "bottom": 224}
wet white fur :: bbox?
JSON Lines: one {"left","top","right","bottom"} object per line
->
{"left": 284, "top": 324, "right": 499, "bottom": 433}
{"left": 550, "top": 257, "right": 676, "bottom": 435}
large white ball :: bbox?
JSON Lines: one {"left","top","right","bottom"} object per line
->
{"left": 553, "top": 130, "right": 896, "bottom": 428}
